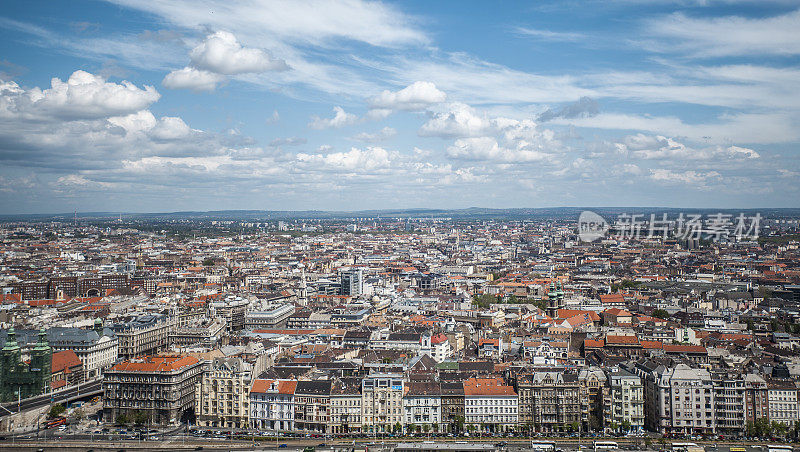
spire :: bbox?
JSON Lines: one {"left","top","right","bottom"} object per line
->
{"left": 2, "top": 327, "right": 18, "bottom": 352}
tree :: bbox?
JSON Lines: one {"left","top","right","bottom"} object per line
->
{"left": 48, "top": 404, "right": 66, "bottom": 418}
{"left": 620, "top": 420, "right": 631, "bottom": 433}
{"left": 422, "top": 424, "right": 430, "bottom": 434}
{"left": 772, "top": 421, "right": 789, "bottom": 438}
{"left": 202, "top": 258, "right": 215, "bottom": 266}
{"left": 115, "top": 414, "right": 129, "bottom": 426}
{"left": 569, "top": 421, "right": 580, "bottom": 433}
{"left": 393, "top": 422, "right": 402, "bottom": 434}
{"left": 652, "top": 309, "right": 670, "bottom": 320}
{"left": 133, "top": 410, "right": 148, "bottom": 426}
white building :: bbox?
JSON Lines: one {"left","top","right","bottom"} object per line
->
{"left": 403, "top": 381, "right": 442, "bottom": 431}
{"left": 249, "top": 379, "right": 297, "bottom": 431}
{"left": 463, "top": 377, "right": 518, "bottom": 432}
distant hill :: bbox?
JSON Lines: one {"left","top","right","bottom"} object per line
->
{"left": 2, "top": 207, "right": 799, "bottom": 222}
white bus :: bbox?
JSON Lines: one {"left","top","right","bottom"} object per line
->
{"left": 530, "top": 442, "right": 557, "bottom": 452}
{"left": 594, "top": 441, "right": 619, "bottom": 452}
{"left": 671, "top": 443, "right": 701, "bottom": 452}
{"left": 767, "top": 445, "right": 793, "bottom": 452}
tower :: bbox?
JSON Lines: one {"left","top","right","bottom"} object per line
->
{"left": 546, "top": 282, "right": 559, "bottom": 318}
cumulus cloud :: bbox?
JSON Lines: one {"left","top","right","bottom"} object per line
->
{"left": 446, "top": 136, "right": 552, "bottom": 163}
{"left": 614, "top": 134, "right": 760, "bottom": 160}
{"left": 189, "top": 31, "right": 288, "bottom": 74}
{"left": 308, "top": 106, "right": 359, "bottom": 129}
{"left": 162, "top": 67, "right": 224, "bottom": 91}
{"left": 164, "top": 30, "right": 287, "bottom": 91}
{"left": 0, "top": 70, "right": 159, "bottom": 120}
{"left": 296, "top": 146, "right": 394, "bottom": 171}
{"left": 537, "top": 97, "right": 598, "bottom": 122}
{"left": 351, "top": 127, "right": 396, "bottom": 143}
{"left": 369, "top": 81, "right": 446, "bottom": 112}
{"left": 649, "top": 169, "right": 722, "bottom": 185}
{"left": 418, "top": 102, "right": 502, "bottom": 138}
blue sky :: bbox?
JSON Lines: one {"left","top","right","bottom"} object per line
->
{"left": 0, "top": 0, "right": 798, "bottom": 213}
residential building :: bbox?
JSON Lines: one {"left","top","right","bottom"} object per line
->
{"left": 195, "top": 357, "right": 253, "bottom": 428}
{"left": 103, "top": 354, "right": 203, "bottom": 425}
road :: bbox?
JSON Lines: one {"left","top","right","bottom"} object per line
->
{"left": 0, "top": 380, "right": 102, "bottom": 415}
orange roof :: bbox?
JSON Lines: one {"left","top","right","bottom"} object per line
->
{"left": 250, "top": 379, "right": 297, "bottom": 395}
{"left": 109, "top": 355, "right": 199, "bottom": 373}
{"left": 478, "top": 338, "right": 499, "bottom": 347}
{"left": 584, "top": 338, "right": 604, "bottom": 348}
{"left": 463, "top": 378, "right": 516, "bottom": 396}
{"left": 663, "top": 344, "right": 706, "bottom": 354}
{"left": 558, "top": 309, "right": 600, "bottom": 322}
{"left": 640, "top": 340, "right": 664, "bottom": 349}
{"left": 603, "top": 308, "right": 632, "bottom": 317}
{"left": 599, "top": 293, "right": 625, "bottom": 304}
{"left": 51, "top": 350, "right": 82, "bottom": 373}
{"left": 605, "top": 335, "right": 640, "bottom": 345}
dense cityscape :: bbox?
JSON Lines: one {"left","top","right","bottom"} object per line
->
{"left": 0, "top": 210, "right": 799, "bottom": 450}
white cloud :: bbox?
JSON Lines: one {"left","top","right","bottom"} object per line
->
{"left": 614, "top": 134, "right": 760, "bottom": 160}
{"left": 514, "top": 27, "right": 586, "bottom": 42}
{"left": 189, "top": 31, "right": 288, "bottom": 74}
{"left": 418, "top": 102, "right": 498, "bottom": 138}
{"left": 296, "top": 146, "right": 393, "bottom": 171}
{"left": 162, "top": 67, "right": 224, "bottom": 91}
{"left": 446, "top": 136, "right": 552, "bottom": 163}
{"left": 0, "top": 70, "right": 159, "bottom": 120}
{"left": 351, "top": 127, "right": 396, "bottom": 143}
{"left": 555, "top": 112, "right": 799, "bottom": 144}
{"left": 308, "top": 106, "right": 359, "bottom": 129}
{"left": 106, "top": 0, "right": 427, "bottom": 48}
{"left": 649, "top": 168, "right": 722, "bottom": 184}
{"left": 646, "top": 9, "right": 800, "bottom": 57}
{"left": 369, "top": 81, "right": 446, "bottom": 111}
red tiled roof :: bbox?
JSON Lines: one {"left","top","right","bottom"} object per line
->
{"left": 605, "top": 335, "right": 640, "bottom": 345}
{"left": 250, "top": 379, "right": 298, "bottom": 395}
{"left": 51, "top": 350, "right": 82, "bottom": 373}
{"left": 109, "top": 355, "right": 199, "bottom": 373}
{"left": 463, "top": 378, "right": 516, "bottom": 396}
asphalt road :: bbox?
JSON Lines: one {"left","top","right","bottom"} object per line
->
{"left": 0, "top": 380, "right": 103, "bottom": 415}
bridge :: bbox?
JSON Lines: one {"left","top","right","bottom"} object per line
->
{"left": 0, "top": 379, "right": 103, "bottom": 416}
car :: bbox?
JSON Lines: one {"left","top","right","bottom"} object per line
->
{"left": 318, "top": 443, "right": 327, "bottom": 447}
{"left": 194, "top": 447, "right": 204, "bottom": 451}
{"left": 279, "top": 444, "right": 288, "bottom": 448}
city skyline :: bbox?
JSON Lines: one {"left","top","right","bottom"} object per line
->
{"left": 1, "top": 1, "right": 799, "bottom": 213}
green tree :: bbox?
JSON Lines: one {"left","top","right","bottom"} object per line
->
{"left": 202, "top": 258, "right": 215, "bottom": 266}
{"left": 393, "top": 422, "right": 402, "bottom": 434}
{"left": 133, "top": 410, "right": 148, "bottom": 425}
{"left": 115, "top": 414, "right": 128, "bottom": 426}
{"left": 652, "top": 309, "right": 670, "bottom": 320}
{"left": 48, "top": 404, "right": 66, "bottom": 418}
{"left": 620, "top": 420, "right": 631, "bottom": 433}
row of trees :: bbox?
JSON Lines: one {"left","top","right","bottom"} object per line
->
{"left": 115, "top": 410, "right": 151, "bottom": 426}
{"left": 472, "top": 293, "right": 547, "bottom": 311}
{"left": 745, "top": 417, "right": 799, "bottom": 439}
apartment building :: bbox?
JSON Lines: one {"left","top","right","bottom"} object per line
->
{"left": 464, "top": 377, "right": 518, "bottom": 433}
{"left": 516, "top": 371, "right": 585, "bottom": 433}
{"left": 604, "top": 369, "right": 645, "bottom": 432}
{"left": 330, "top": 378, "right": 362, "bottom": 434}
{"left": 362, "top": 373, "right": 405, "bottom": 434}
{"left": 48, "top": 320, "right": 118, "bottom": 379}
{"left": 655, "top": 364, "right": 715, "bottom": 436}
{"left": 195, "top": 357, "right": 253, "bottom": 428}
{"left": 295, "top": 380, "right": 332, "bottom": 433}
{"left": 441, "top": 380, "right": 466, "bottom": 433}
{"left": 712, "top": 371, "right": 746, "bottom": 436}
{"left": 103, "top": 355, "right": 202, "bottom": 425}
{"left": 111, "top": 313, "right": 174, "bottom": 360}
{"left": 403, "top": 381, "right": 442, "bottom": 431}
{"left": 250, "top": 379, "right": 297, "bottom": 431}
{"left": 767, "top": 379, "right": 800, "bottom": 427}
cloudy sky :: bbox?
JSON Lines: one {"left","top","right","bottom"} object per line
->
{"left": 0, "top": 0, "right": 798, "bottom": 213}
